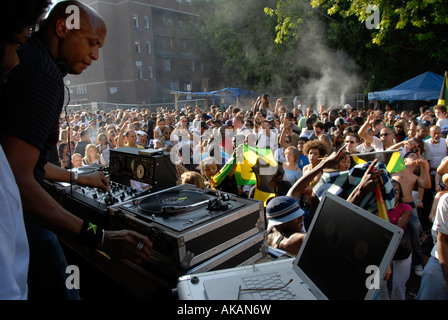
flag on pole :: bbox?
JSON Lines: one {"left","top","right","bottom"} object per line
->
{"left": 313, "top": 160, "right": 395, "bottom": 218}
{"left": 350, "top": 151, "right": 404, "bottom": 221}
{"left": 438, "top": 71, "right": 448, "bottom": 106}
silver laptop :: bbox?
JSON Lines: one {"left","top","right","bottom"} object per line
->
{"left": 177, "top": 191, "right": 403, "bottom": 300}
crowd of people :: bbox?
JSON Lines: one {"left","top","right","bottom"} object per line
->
{"left": 1, "top": 0, "right": 447, "bottom": 301}
{"left": 60, "top": 96, "right": 448, "bottom": 300}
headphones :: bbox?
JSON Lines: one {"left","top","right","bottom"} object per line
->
{"left": 55, "top": 58, "right": 68, "bottom": 77}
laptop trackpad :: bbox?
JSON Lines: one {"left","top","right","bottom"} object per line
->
{"left": 203, "top": 277, "right": 244, "bottom": 300}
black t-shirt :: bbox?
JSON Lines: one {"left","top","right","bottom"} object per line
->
{"left": 1, "top": 35, "right": 65, "bottom": 184}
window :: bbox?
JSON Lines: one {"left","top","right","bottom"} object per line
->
{"left": 132, "top": 14, "right": 138, "bottom": 28}
{"left": 143, "top": 16, "right": 150, "bottom": 29}
{"left": 75, "top": 85, "right": 87, "bottom": 95}
{"left": 162, "top": 37, "right": 173, "bottom": 48}
{"left": 162, "top": 16, "right": 173, "bottom": 26}
{"left": 148, "top": 66, "right": 153, "bottom": 79}
{"left": 169, "top": 80, "right": 179, "bottom": 91}
{"left": 188, "top": 60, "right": 195, "bottom": 72}
{"left": 181, "top": 39, "right": 188, "bottom": 50}
{"left": 134, "top": 41, "right": 140, "bottom": 54}
{"left": 146, "top": 41, "right": 151, "bottom": 54}
{"left": 184, "top": 80, "right": 191, "bottom": 91}
{"left": 164, "top": 59, "right": 171, "bottom": 72}
{"left": 137, "top": 66, "right": 143, "bottom": 80}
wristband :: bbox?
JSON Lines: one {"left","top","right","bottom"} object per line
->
{"left": 72, "top": 171, "right": 79, "bottom": 184}
{"left": 75, "top": 220, "right": 104, "bottom": 249}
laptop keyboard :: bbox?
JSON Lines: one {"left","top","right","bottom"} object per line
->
{"left": 239, "top": 272, "right": 297, "bottom": 300}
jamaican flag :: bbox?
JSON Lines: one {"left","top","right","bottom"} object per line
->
{"left": 350, "top": 150, "right": 405, "bottom": 221}
{"left": 438, "top": 71, "right": 448, "bottom": 106}
{"left": 212, "top": 145, "right": 278, "bottom": 205}
{"left": 351, "top": 150, "right": 405, "bottom": 173}
{"left": 313, "top": 160, "right": 395, "bottom": 222}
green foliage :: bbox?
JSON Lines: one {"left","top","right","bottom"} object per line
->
{"left": 306, "top": 0, "right": 447, "bottom": 45}
{"left": 189, "top": 0, "right": 448, "bottom": 96}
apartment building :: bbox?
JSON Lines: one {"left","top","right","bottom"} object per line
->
{"left": 66, "top": 0, "right": 210, "bottom": 106}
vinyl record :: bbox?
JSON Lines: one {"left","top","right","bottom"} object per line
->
{"left": 138, "top": 190, "right": 209, "bottom": 215}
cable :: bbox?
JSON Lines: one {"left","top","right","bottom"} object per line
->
{"left": 63, "top": 83, "right": 73, "bottom": 195}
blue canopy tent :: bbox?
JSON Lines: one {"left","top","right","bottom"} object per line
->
{"left": 170, "top": 87, "right": 259, "bottom": 110}
{"left": 368, "top": 71, "right": 444, "bottom": 101}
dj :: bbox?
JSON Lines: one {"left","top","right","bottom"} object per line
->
{"left": 0, "top": 0, "right": 152, "bottom": 299}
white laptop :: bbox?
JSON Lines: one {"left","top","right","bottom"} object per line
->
{"left": 176, "top": 191, "right": 403, "bottom": 300}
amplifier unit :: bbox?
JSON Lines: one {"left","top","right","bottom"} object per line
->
{"left": 109, "top": 147, "right": 178, "bottom": 192}
{"left": 108, "top": 184, "right": 265, "bottom": 276}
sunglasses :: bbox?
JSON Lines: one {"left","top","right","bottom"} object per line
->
{"left": 380, "top": 133, "right": 391, "bottom": 137}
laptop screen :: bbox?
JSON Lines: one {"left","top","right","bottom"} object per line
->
{"left": 296, "top": 194, "right": 395, "bottom": 300}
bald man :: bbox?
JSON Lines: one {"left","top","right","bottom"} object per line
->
{"left": 0, "top": 1, "right": 152, "bottom": 299}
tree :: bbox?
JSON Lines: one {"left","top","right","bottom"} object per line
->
{"left": 266, "top": 0, "right": 448, "bottom": 92}
{"left": 190, "top": 0, "right": 366, "bottom": 105}
{"left": 268, "top": 0, "right": 448, "bottom": 46}
{"left": 190, "top": 0, "right": 286, "bottom": 93}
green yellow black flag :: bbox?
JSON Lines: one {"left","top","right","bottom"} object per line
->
{"left": 352, "top": 150, "right": 405, "bottom": 173}
{"left": 212, "top": 145, "right": 278, "bottom": 206}
{"left": 438, "top": 71, "right": 448, "bottom": 106}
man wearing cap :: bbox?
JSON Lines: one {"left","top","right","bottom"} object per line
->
{"left": 342, "top": 104, "right": 353, "bottom": 118}
{"left": 137, "top": 130, "right": 149, "bottom": 148}
{"left": 334, "top": 117, "right": 349, "bottom": 134}
{"left": 212, "top": 119, "right": 222, "bottom": 130}
{"left": 266, "top": 196, "right": 306, "bottom": 256}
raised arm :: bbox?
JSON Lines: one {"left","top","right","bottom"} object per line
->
{"left": 358, "top": 112, "right": 376, "bottom": 145}
{"left": 417, "top": 158, "right": 431, "bottom": 189}
{"left": 287, "top": 147, "right": 346, "bottom": 199}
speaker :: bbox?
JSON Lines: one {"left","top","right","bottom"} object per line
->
{"left": 109, "top": 147, "right": 178, "bottom": 192}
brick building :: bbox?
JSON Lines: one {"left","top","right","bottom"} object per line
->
{"left": 65, "top": 0, "right": 210, "bottom": 106}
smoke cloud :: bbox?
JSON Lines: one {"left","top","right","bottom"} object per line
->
{"left": 289, "top": 10, "right": 363, "bottom": 110}
{"left": 205, "top": 0, "right": 364, "bottom": 110}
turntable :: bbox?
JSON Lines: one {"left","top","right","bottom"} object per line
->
{"left": 108, "top": 184, "right": 265, "bottom": 276}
